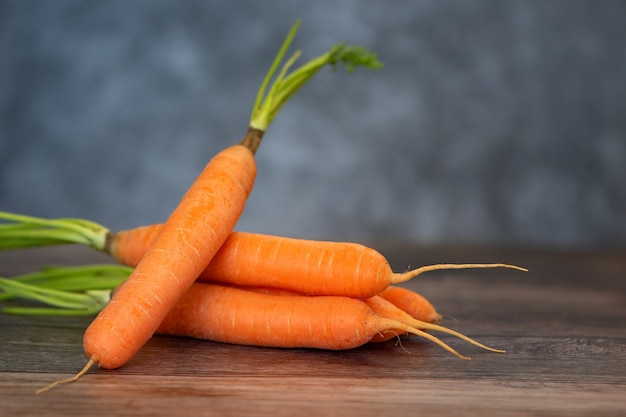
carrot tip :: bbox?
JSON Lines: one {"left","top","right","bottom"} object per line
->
{"left": 392, "top": 263, "right": 529, "bottom": 283}
{"left": 36, "top": 358, "right": 95, "bottom": 395}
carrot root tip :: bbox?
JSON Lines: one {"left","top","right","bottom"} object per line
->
{"left": 392, "top": 263, "right": 528, "bottom": 284}
{"left": 36, "top": 358, "right": 95, "bottom": 395}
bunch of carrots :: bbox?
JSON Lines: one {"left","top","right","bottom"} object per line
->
{"left": 0, "top": 20, "right": 526, "bottom": 393}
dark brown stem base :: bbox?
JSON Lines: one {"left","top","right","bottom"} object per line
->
{"left": 239, "top": 127, "right": 265, "bottom": 155}
{"left": 103, "top": 231, "right": 115, "bottom": 256}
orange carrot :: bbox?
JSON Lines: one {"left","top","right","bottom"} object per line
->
{"left": 36, "top": 22, "right": 383, "bottom": 392}
{"left": 83, "top": 143, "right": 257, "bottom": 369}
{"left": 155, "top": 282, "right": 469, "bottom": 359}
{"left": 81, "top": 21, "right": 381, "bottom": 372}
{"left": 110, "top": 229, "right": 527, "bottom": 299}
{"left": 189, "top": 283, "right": 497, "bottom": 355}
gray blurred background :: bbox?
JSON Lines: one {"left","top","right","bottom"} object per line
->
{"left": 1, "top": 0, "right": 625, "bottom": 249}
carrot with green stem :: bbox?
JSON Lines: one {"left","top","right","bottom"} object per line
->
{"left": 0, "top": 215, "right": 528, "bottom": 299}
{"left": 25, "top": 20, "right": 382, "bottom": 390}
{"left": 81, "top": 20, "right": 382, "bottom": 372}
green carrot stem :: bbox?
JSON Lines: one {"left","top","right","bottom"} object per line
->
{"left": 0, "top": 211, "right": 109, "bottom": 250}
{"left": 0, "top": 265, "right": 130, "bottom": 315}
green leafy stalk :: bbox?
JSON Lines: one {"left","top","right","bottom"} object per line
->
{"left": 0, "top": 278, "right": 103, "bottom": 310}
{"left": 0, "top": 264, "right": 131, "bottom": 315}
{"left": 0, "top": 264, "right": 132, "bottom": 301}
{"left": 2, "top": 303, "right": 108, "bottom": 316}
{"left": 0, "top": 210, "right": 110, "bottom": 250}
{"left": 249, "top": 19, "right": 383, "bottom": 132}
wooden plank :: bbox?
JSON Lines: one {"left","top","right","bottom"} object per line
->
{"left": 3, "top": 373, "right": 625, "bottom": 417}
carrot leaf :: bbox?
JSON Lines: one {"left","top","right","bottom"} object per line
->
{"left": 249, "top": 20, "right": 383, "bottom": 132}
{"left": 0, "top": 211, "right": 109, "bottom": 250}
{"left": 0, "top": 264, "right": 132, "bottom": 301}
{"left": 0, "top": 277, "right": 101, "bottom": 310}
{"left": 0, "top": 265, "right": 131, "bottom": 315}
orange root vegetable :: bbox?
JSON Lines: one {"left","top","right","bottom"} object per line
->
{"left": 82, "top": 20, "right": 383, "bottom": 372}
{"left": 83, "top": 143, "right": 258, "bottom": 370}
{"left": 189, "top": 283, "right": 490, "bottom": 357}
{"left": 35, "top": 22, "right": 384, "bottom": 393}
{"left": 155, "top": 282, "right": 468, "bottom": 359}
{"left": 110, "top": 229, "right": 527, "bottom": 299}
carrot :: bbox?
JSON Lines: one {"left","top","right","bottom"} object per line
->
{"left": 155, "top": 282, "right": 470, "bottom": 360}
{"left": 0, "top": 214, "right": 528, "bottom": 299}
{"left": 115, "top": 230, "right": 527, "bottom": 299}
{"left": 33, "top": 21, "right": 383, "bottom": 392}
{"left": 232, "top": 285, "right": 492, "bottom": 355}
{"left": 81, "top": 21, "right": 380, "bottom": 372}
{"left": 83, "top": 125, "right": 257, "bottom": 370}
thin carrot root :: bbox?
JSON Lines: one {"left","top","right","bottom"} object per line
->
{"left": 365, "top": 296, "right": 504, "bottom": 356}
{"left": 36, "top": 358, "right": 95, "bottom": 395}
{"left": 386, "top": 320, "right": 470, "bottom": 360}
{"left": 392, "top": 263, "right": 528, "bottom": 284}
{"left": 409, "top": 320, "right": 505, "bottom": 353}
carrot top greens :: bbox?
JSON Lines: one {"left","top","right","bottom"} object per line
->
{"left": 0, "top": 210, "right": 110, "bottom": 250}
{"left": 0, "top": 22, "right": 382, "bottom": 250}
{"left": 249, "top": 19, "right": 382, "bottom": 132}
{"left": 0, "top": 264, "right": 131, "bottom": 316}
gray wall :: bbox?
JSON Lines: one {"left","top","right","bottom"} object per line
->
{"left": 1, "top": 1, "right": 625, "bottom": 248}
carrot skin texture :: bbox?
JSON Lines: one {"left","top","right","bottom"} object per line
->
{"left": 107, "top": 224, "right": 162, "bottom": 267}
{"left": 84, "top": 145, "right": 256, "bottom": 369}
{"left": 203, "top": 232, "right": 391, "bottom": 298}
{"left": 157, "top": 282, "right": 399, "bottom": 350}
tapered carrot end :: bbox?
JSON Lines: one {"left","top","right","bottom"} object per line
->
{"left": 36, "top": 358, "right": 95, "bottom": 395}
{"left": 391, "top": 263, "right": 528, "bottom": 284}
{"left": 416, "top": 319, "right": 506, "bottom": 354}
{"left": 402, "top": 324, "right": 470, "bottom": 360}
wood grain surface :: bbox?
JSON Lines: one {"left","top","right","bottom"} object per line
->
{"left": 1, "top": 245, "right": 625, "bottom": 416}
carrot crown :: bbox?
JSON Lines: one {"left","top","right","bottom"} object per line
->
{"left": 249, "top": 19, "right": 383, "bottom": 132}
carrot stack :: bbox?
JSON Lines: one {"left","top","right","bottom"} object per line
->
{"left": 0, "top": 20, "right": 528, "bottom": 395}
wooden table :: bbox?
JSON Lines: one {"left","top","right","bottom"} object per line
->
{"left": 1, "top": 244, "right": 625, "bottom": 416}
